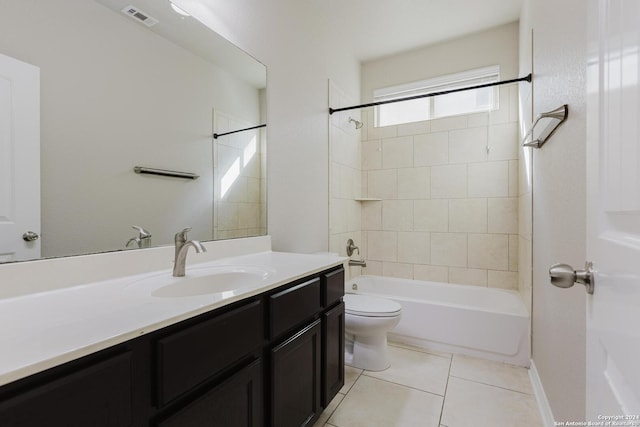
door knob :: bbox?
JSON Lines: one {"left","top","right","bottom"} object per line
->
{"left": 549, "top": 262, "right": 594, "bottom": 294}
{"left": 22, "top": 231, "right": 39, "bottom": 242}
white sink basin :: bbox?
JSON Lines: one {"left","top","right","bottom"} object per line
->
{"left": 127, "top": 265, "right": 275, "bottom": 298}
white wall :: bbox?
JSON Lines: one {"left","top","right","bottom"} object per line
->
{"left": 361, "top": 22, "right": 520, "bottom": 104}
{"left": 520, "top": 0, "right": 587, "bottom": 420}
{"left": 0, "top": 0, "right": 261, "bottom": 257}
{"left": 178, "top": 0, "right": 361, "bottom": 253}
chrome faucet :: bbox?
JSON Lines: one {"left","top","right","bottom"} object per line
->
{"left": 173, "top": 227, "right": 207, "bottom": 277}
{"left": 126, "top": 226, "right": 152, "bottom": 249}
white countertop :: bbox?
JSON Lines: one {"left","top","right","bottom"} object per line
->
{"left": 0, "top": 251, "right": 345, "bottom": 387}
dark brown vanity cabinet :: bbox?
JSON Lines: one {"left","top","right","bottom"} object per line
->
{"left": 0, "top": 265, "right": 345, "bottom": 427}
{"left": 0, "top": 351, "right": 133, "bottom": 427}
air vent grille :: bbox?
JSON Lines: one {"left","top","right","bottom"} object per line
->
{"left": 121, "top": 5, "right": 159, "bottom": 27}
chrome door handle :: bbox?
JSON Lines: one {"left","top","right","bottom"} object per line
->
{"left": 549, "top": 262, "right": 594, "bottom": 294}
{"left": 22, "top": 231, "right": 39, "bottom": 242}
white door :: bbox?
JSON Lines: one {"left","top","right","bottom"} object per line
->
{"left": 0, "top": 53, "right": 40, "bottom": 262}
{"left": 586, "top": 0, "right": 640, "bottom": 420}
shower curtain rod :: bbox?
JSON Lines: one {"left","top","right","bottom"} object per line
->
{"left": 213, "top": 123, "right": 266, "bottom": 139}
{"left": 328, "top": 73, "right": 532, "bottom": 115}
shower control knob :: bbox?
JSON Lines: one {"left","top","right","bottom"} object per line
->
{"left": 549, "top": 262, "right": 594, "bottom": 295}
{"left": 22, "top": 231, "right": 39, "bottom": 242}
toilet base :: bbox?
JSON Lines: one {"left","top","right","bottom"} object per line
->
{"left": 345, "top": 333, "right": 391, "bottom": 372}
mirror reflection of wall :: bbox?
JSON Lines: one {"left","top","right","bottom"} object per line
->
{"left": 0, "top": 0, "right": 267, "bottom": 262}
{"left": 213, "top": 108, "right": 267, "bottom": 240}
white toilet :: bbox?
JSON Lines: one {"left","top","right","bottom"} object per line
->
{"left": 343, "top": 294, "right": 402, "bottom": 371}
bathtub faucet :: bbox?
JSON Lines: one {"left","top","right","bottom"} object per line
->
{"left": 346, "top": 239, "right": 360, "bottom": 256}
{"left": 348, "top": 259, "right": 367, "bottom": 267}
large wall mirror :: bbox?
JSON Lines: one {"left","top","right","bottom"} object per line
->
{"left": 0, "top": 0, "right": 267, "bottom": 263}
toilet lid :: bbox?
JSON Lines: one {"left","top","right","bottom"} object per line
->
{"left": 344, "top": 294, "right": 401, "bottom": 317}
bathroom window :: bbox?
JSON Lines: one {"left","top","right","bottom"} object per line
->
{"left": 373, "top": 66, "right": 500, "bottom": 127}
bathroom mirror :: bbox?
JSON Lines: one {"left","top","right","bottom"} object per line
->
{"left": 0, "top": 0, "right": 267, "bottom": 262}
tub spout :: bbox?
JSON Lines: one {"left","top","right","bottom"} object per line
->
{"left": 348, "top": 259, "right": 367, "bottom": 267}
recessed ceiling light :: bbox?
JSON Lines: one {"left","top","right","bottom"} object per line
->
{"left": 169, "top": 1, "right": 190, "bottom": 17}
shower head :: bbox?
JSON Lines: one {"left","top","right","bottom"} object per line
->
{"left": 348, "top": 116, "right": 363, "bottom": 130}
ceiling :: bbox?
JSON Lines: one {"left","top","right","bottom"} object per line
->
{"left": 324, "top": 0, "right": 524, "bottom": 62}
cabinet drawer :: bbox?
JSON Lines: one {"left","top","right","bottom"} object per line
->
{"left": 156, "top": 300, "right": 263, "bottom": 406}
{"left": 0, "top": 352, "right": 132, "bottom": 427}
{"left": 269, "top": 277, "right": 321, "bottom": 339}
{"left": 323, "top": 268, "right": 345, "bottom": 307}
{"left": 157, "top": 358, "right": 263, "bottom": 427}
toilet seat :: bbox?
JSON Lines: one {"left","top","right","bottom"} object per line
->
{"left": 344, "top": 294, "right": 401, "bottom": 317}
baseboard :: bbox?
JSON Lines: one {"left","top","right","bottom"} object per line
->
{"left": 529, "top": 359, "right": 556, "bottom": 427}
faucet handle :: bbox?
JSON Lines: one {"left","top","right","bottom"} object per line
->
{"left": 175, "top": 227, "right": 192, "bottom": 243}
{"left": 132, "top": 226, "right": 151, "bottom": 239}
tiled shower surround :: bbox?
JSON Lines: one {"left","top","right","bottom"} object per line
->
{"left": 361, "top": 85, "right": 520, "bottom": 288}
{"left": 331, "top": 84, "right": 521, "bottom": 289}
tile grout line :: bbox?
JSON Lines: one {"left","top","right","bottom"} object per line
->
{"left": 438, "top": 354, "right": 454, "bottom": 427}
{"left": 359, "top": 371, "right": 446, "bottom": 398}
{"left": 449, "top": 374, "right": 534, "bottom": 396}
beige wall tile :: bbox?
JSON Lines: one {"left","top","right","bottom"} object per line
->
{"left": 368, "top": 169, "right": 397, "bottom": 199}
{"left": 488, "top": 270, "right": 518, "bottom": 290}
{"left": 397, "top": 120, "right": 430, "bottom": 136}
{"left": 363, "top": 260, "right": 382, "bottom": 276}
{"left": 468, "top": 233, "right": 509, "bottom": 270}
{"left": 398, "top": 167, "right": 430, "bottom": 199}
{"left": 468, "top": 161, "right": 509, "bottom": 197}
{"left": 362, "top": 201, "right": 382, "bottom": 230}
{"left": 449, "top": 267, "right": 488, "bottom": 286}
{"left": 397, "top": 231, "right": 430, "bottom": 264}
{"left": 382, "top": 262, "right": 414, "bottom": 279}
{"left": 382, "top": 136, "right": 414, "bottom": 169}
{"left": 382, "top": 200, "right": 414, "bottom": 231}
{"left": 509, "top": 159, "right": 518, "bottom": 197}
{"left": 468, "top": 112, "right": 489, "bottom": 127}
{"left": 449, "top": 127, "right": 488, "bottom": 164}
{"left": 368, "top": 230, "right": 397, "bottom": 262}
{"left": 488, "top": 122, "right": 519, "bottom": 161}
{"left": 431, "top": 164, "right": 467, "bottom": 198}
{"left": 487, "top": 197, "right": 518, "bottom": 234}
{"left": 414, "top": 264, "right": 449, "bottom": 283}
{"left": 414, "top": 200, "right": 449, "bottom": 231}
{"left": 414, "top": 132, "right": 449, "bottom": 166}
{"left": 362, "top": 140, "right": 382, "bottom": 170}
{"left": 509, "top": 234, "right": 519, "bottom": 272}
{"left": 449, "top": 198, "right": 488, "bottom": 233}
{"left": 431, "top": 233, "right": 467, "bottom": 267}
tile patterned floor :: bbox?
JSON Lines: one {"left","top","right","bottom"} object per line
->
{"left": 314, "top": 343, "right": 543, "bottom": 427}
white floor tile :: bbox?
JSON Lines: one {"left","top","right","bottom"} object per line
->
{"left": 329, "top": 375, "right": 443, "bottom": 427}
{"left": 450, "top": 354, "right": 533, "bottom": 394}
{"left": 340, "top": 365, "right": 363, "bottom": 394}
{"left": 441, "top": 377, "right": 542, "bottom": 427}
{"left": 364, "top": 345, "right": 451, "bottom": 395}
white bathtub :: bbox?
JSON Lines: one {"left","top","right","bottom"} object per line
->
{"left": 346, "top": 275, "right": 531, "bottom": 367}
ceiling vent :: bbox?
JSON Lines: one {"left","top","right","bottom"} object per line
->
{"left": 121, "top": 5, "right": 159, "bottom": 27}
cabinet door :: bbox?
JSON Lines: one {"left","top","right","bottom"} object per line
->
{"left": 156, "top": 299, "right": 263, "bottom": 405}
{"left": 157, "top": 359, "right": 263, "bottom": 427}
{"left": 0, "top": 352, "right": 132, "bottom": 427}
{"left": 271, "top": 319, "right": 321, "bottom": 427}
{"left": 322, "top": 302, "right": 344, "bottom": 407}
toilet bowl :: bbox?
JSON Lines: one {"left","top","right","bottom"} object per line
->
{"left": 343, "top": 293, "right": 401, "bottom": 371}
